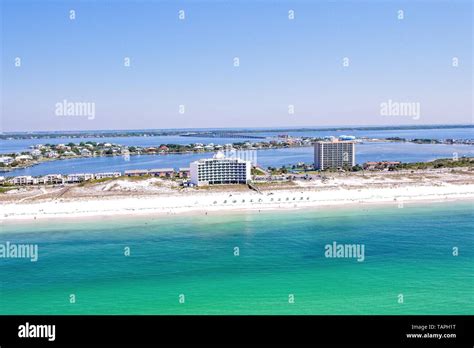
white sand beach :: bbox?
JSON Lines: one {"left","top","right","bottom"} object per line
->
{"left": 1, "top": 168, "right": 473, "bottom": 221}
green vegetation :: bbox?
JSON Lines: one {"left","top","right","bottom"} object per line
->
{"left": 412, "top": 139, "right": 441, "bottom": 144}
{"left": 394, "top": 157, "right": 474, "bottom": 170}
{"left": 0, "top": 186, "right": 17, "bottom": 193}
{"left": 162, "top": 144, "right": 193, "bottom": 152}
{"left": 267, "top": 166, "right": 289, "bottom": 174}
{"left": 386, "top": 137, "right": 406, "bottom": 141}
{"left": 349, "top": 164, "right": 363, "bottom": 172}
{"left": 251, "top": 167, "right": 266, "bottom": 175}
{"left": 3, "top": 124, "right": 472, "bottom": 140}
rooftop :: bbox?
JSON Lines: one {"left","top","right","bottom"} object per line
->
{"left": 149, "top": 168, "right": 175, "bottom": 172}
{"left": 124, "top": 169, "right": 149, "bottom": 174}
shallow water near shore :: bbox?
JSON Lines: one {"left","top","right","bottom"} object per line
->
{"left": 0, "top": 201, "right": 473, "bottom": 314}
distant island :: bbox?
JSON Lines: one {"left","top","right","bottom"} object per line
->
{"left": 2, "top": 124, "right": 472, "bottom": 140}
{"left": 1, "top": 134, "right": 472, "bottom": 172}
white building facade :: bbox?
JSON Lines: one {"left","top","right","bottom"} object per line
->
{"left": 314, "top": 140, "right": 356, "bottom": 170}
{"left": 11, "top": 176, "right": 37, "bottom": 185}
{"left": 94, "top": 172, "right": 121, "bottom": 179}
{"left": 66, "top": 173, "right": 94, "bottom": 183}
{"left": 190, "top": 152, "right": 251, "bottom": 186}
{"left": 0, "top": 156, "right": 14, "bottom": 165}
{"left": 41, "top": 174, "right": 64, "bottom": 184}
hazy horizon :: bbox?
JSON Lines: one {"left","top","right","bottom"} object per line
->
{"left": 1, "top": 122, "right": 473, "bottom": 135}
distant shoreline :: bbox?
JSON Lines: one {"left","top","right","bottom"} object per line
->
{"left": 2, "top": 124, "right": 472, "bottom": 140}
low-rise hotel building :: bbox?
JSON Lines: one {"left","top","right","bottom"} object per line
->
{"left": 363, "top": 161, "right": 400, "bottom": 171}
{"left": 95, "top": 172, "right": 121, "bottom": 179}
{"left": 314, "top": 140, "right": 356, "bottom": 170}
{"left": 124, "top": 169, "right": 149, "bottom": 177}
{"left": 149, "top": 168, "right": 175, "bottom": 178}
{"left": 66, "top": 173, "right": 94, "bottom": 183}
{"left": 42, "top": 174, "right": 64, "bottom": 184}
{"left": 190, "top": 152, "right": 251, "bottom": 186}
{"left": 11, "top": 176, "right": 37, "bottom": 185}
{"left": 178, "top": 168, "right": 190, "bottom": 178}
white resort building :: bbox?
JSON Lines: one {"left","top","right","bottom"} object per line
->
{"left": 190, "top": 152, "right": 251, "bottom": 186}
{"left": 314, "top": 139, "right": 356, "bottom": 170}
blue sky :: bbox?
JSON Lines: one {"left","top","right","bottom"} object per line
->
{"left": 1, "top": 0, "right": 472, "bottom": 131}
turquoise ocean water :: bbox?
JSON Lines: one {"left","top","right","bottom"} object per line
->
{"left": 0, "top": 201, "right": 472, "bottom": 314}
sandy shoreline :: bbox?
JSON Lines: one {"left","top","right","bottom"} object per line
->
{"left": 2, "top": 181, "right": 474, "bottom": 222}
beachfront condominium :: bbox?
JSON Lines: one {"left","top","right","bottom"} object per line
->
{"left": 314, "top": 140, "right": 356, "bottom": 170}
{"left": 190, "top": 152, "right": 251, "bottom": 186}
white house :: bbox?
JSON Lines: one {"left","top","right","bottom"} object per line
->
{"left": 30, "top": 149, "right": 42, "bottom": 157}
{"left": 80, "top": 148, "right": 92, "bottom": 157}
{"left": 46, "top": 151, "right": 59, "bottom": 158}
{"left": 14, "top": 155, "right": 33, "bottom": 162}
{"left": 0, "top": 156, "right": 14, "bottom": 165}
